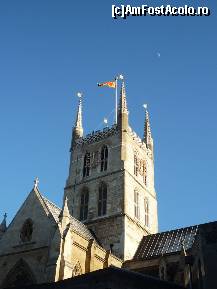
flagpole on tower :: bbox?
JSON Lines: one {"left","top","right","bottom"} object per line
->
{"left": 97, "top": 74, "right": 124, "bottom": 125}
{"left": 115, "top": 74, "right": 124, "bottom": 124}
{"left": 115, "top": 77, "right": 118, "bottom": 124}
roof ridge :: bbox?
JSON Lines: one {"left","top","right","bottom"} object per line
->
{"left": 69, "top": 215, "right": 95, "bottom": 241}
{"left": 155, "top": 224, "right": 198, "bottom": 236}
{"left": 70, "top": 215, "right": 88, "bottom": 229}
{"left": 40, "top": 196, "right": 95, "bottom": 241}
{"left": 134, "top": 224, "right": 199, "bottom": 261}
{"left": 42, "top": 195, "right": 61, "bottom": 211}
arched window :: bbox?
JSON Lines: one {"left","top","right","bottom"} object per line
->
{"left": 2, "top": 259, "right": 36, "bottom": 288}
{"left": 134, "top": 190, "right": 140, "bottom": 219}
{"left": 83, "top": 152, "right": 90, "bottom": 177}
{"left": 98, "top": 183, "right": 107, "bottom": 216}
{"left": 101, "top": 145, "right": 108, "bottom": 172}
{"left": 134, "top": 154, "right": 139, "bottom": 176}
{"left": 80, "top": 188, "right": 89, "bottom": 221}
{"left": 20, "top": 219, "right": 33, "bottom": 242}
{"left": 144, "top": 198, "right": 149, "bottom": 227}
{"left": 143, "top": 162, "right": 147, "bottom": 185}
{"left": 159, "top": 262, "right": 167, "bottom": 281}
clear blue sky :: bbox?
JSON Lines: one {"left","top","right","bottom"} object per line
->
{"left": 0, "top": 0, "right": 216, "bottom": 232}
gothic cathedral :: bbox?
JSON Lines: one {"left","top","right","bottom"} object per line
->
{"left": 1, "top": 78, "right": 216, "bottom": 289}
{"left": 0, "top": 79, "right": 158, "bottom": 287}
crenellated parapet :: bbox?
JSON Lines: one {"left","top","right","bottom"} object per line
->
{"left": 74, "top": 125, "right": 118, "bottom": 147}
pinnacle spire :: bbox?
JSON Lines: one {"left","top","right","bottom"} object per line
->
{"left": 61, "top": 197, "right": 70, "bottom": 232}
{"left": 72, "top": 93, "right": 83, "bottom": 141}
{"left": 0, "top": 213, "right": 7, "bottom": 233}
{"left": 117, "top": 80, "right": 129, "bottom": 131}
{"left": 75, "top": 95, "right": 83, "bottom": 133}
{"left": 119, "top": 81, "right": 128, "bottom": 115}
{"left": 63, "top": 197, "right": 70, "bottom": 217}
{"left": 143, "top": 105, "right": 153, "bottom": 151}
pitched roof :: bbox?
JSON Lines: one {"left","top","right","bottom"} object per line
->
{"left": 68, "top": 215, "right": 95, "bottom": 241}
{"left": 41, "top": 195, "right": 95, "bottom": 241}
{"left": 42, "top": 196, "right": 62, "bottom": 223}
{"left": 134, "top": 225, "right": 199, "bottom": 261}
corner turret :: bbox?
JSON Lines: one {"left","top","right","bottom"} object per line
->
{"left": 0, "top": 213, "right": 7, "bottom": 237}
{"left": 143, "top": 105, "right": 153, "bottom": 152}
{"left": 117, "top": 80, "right": 129, "bottom": 131}
{"left": 71, "top": 94, "right": 83, "bottom": 150}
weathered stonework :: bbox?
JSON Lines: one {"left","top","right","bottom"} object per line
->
{"left": 0, "top": 188, "right": 122, "bottom": 288}
{"left": 1, "top": 79, "right": 217, "bottom": 289}
{"left": 0, "top": 79, "right": 157, "bottom": 287}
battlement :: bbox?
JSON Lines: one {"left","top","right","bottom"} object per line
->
{"left": 75, "top": 124, "right": 118, "bottom": 146}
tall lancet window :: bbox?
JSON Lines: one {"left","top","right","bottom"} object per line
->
{"left": 134, "top": 154, "right": 139, "bottom": 176}
{"left": 143, "top": 162, "right": 147, "bottom": 185}
{"left": 98, "top": 182, "right": 107, "bottom": 216}
{"left": 134, "top": 190, "right": 140, "bottom": 219}
{"left": 80, "top": 188, "right": 89, "bottom": 221}
{"left": 83, "top": 152, "right": 91, "bottom": 177}
{"left": 144, "top": 198, "right": 149, "bottom": 227}
{"left": 101, "top": 145, "right": 108, "bottom": 172}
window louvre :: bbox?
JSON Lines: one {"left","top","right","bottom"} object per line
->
{"left": 134, "top": 154, "right": 139, "bottom": 176}
{"left": 134, "top": 190, "right": 140, "bottom": 219}
{"left": 144, "top": 198, "right": 149, "bottom": 227}
{"left": 98, "top": 183, "right": 107, "bottom": 216}
{"left": 101, "top": 146, "right": 108, "bottom": 172}
{"left": 80, "top": 188, "right": 89, "bottom": 221}
{"left": 83, "top": 152, "right": 91, "bottom": 177}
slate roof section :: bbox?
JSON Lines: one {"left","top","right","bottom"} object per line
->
{"left": 41, "top": 196, "right": 95, "bottom": 241}
{"left": 134, "top": 225, "right": 199, "bottom": 261}
{"left": 68, "top": 215, "right": 95, "bottom": 241}
{"left": 42, "top": 196, "right": 62, "bottom": 223}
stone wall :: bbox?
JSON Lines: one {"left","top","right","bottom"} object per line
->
{"left": 86, "top": 215, "right": 124, "bottom": 258}
{"left": 0, "top": 190, "right": 58, "bottom": 287}
{"left": 64, "top": 123, "right": 158, "bottom": 261}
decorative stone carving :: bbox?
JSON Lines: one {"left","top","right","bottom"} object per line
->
{"left": 72, "top": 261, "right": 82, "bottom": 277}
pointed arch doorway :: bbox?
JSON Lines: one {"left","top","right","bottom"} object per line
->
{"left": 2, "top": 259, "right": 36, "bottom": 288}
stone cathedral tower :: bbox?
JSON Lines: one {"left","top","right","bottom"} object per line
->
{"left": 64, "top": 80, "right": 158, "bottom": 260}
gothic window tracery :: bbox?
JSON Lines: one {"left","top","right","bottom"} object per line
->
{"left": 144, "top": 198, "right": 149, "bottom": 227}
{"left": 91, "top": 151, "right": 99, "bottom": 168}
{"left": 20, "top": 219, "right": 33, "bottom": 242}
{"left": 134, "top": 153, "right": 139, "bottom": 176}
{"left": 98, "top": 182, "right": 107, "bottom": 216}
{"left": 143, "top": 161, "right": 147, "bottom": 185}
{"left": 134, "top": 190, "right": 140, "bottom": 219}
{"left": 83, "top": 152, "right": 91, "bottom": 177}
{"left": 80, "top": 187, "right": 89, "bottom": 221}
{"left": 100, "top": 145, "right": 108, "bottom": 172}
